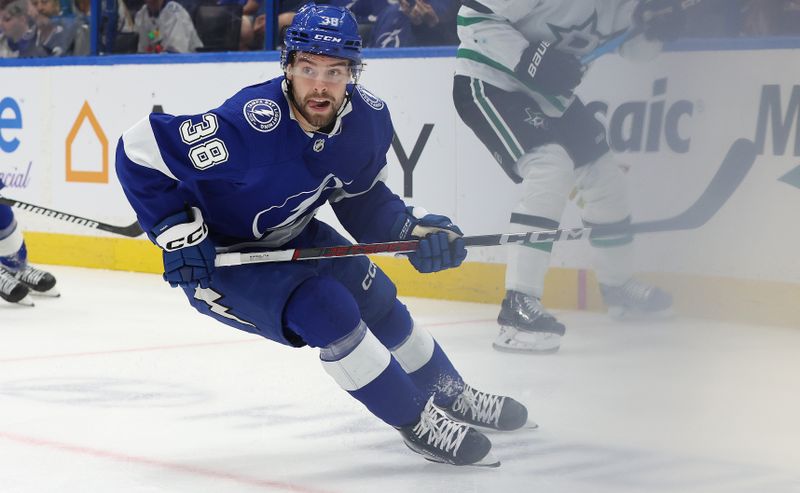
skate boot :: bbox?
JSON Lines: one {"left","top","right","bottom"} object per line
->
{"left": 0, "top": 268, "right": 33, "bottom": 306}
{"left": 397, "top": 397, "right": 500, "bottom": 467}
{"left": 12, "top": 265, "right": 59, "bottom": 297}
{"left": 445, "top": 384, "right": 532, "bottom": 431}
{"left": 494, "top": 290, "right": 565, "bottom": 354}
{"left": 600, "top": 278, "right": 673, "bottom": 319}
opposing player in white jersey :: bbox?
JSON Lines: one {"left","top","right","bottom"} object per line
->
{"left": 453, "top": 0, "right": 687, "bottom": 353}
{"left": 116, "top": 2, "right": 531, "bottom": 467}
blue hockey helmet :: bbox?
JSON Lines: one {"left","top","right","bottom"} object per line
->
{"left": 282, "top": 2, "right": 363, "bottom": 76}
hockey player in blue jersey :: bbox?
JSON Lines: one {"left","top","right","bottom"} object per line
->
{"left": 0, "top": 186, "right": 59, "bottom": 305}
{"left": 116, "top": 2, "right": 528, "bottom": 467}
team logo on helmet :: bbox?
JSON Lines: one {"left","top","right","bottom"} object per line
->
{"left": 243, "top": 99, "right": 281, "bottom": 132}
{"left": 356, "top": 86, "right": 384, "bottom": 111}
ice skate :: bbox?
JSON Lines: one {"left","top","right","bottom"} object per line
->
{"left": 600, "top": 278, "right": 673, "bottom": 319}
{"left": 445, "top": 384, "right": 533, "bottom": 431}
{"left": 493, "top": 290, "right": 565, "bottom": 354}
{"left": 11, "top": 265, "right": 59, "bottom": 297}
{"left": 397, "top": 397, "right": 500, "bottom": 467}
{"left": 0, "top": 268, "right": 33, "bottom": 306}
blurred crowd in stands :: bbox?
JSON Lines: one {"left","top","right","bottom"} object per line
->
{"left": 1, "top": 0, "right": 799, "bottom": 58}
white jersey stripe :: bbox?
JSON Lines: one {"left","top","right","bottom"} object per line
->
{"left": 470, "top": 79, "right": 524, "bottom": 160}
{"left": 122, "top": 116, "right": 178, "bottom": 180}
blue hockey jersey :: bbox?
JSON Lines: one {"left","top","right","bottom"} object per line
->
{"left": 116, "top": 76, "right": 407, "bottom": 248}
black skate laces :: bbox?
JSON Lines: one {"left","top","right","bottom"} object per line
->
{"left": 414, "top": 397, "right": 468, "bottom": 457}
{"left": 451, "top": 386, "right": 504, "bottom": 427}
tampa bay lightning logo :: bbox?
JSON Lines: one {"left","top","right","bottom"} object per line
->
{"left": 251, "top": 173, "right": 352, "bottom": 238}
{"left": 243, "top": 99, "right": 281, "bottom": 133}
{"left": 356, "top": 86, "right": 385, "bottom": 111}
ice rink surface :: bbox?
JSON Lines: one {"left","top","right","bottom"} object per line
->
{"left": 0, "top": 266, "right": 798, "bottom": 493}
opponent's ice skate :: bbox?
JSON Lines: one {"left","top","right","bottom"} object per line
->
{"left": 0, "top": 268, "right": 33, "bottom": 306}
{"left": 397, "top": 397, "right": 500, "bottom": 467}
{"left": 493, "top": 290, "right": 565, "bottom": 354}
{"left": 445, "top": 384, "right": 532, "bottom": 431}
{"left": 11, "top": 265, "right": 59, "bottom": 297}
{"left": 600, "top": 278, "right": 673, "bottom": 319}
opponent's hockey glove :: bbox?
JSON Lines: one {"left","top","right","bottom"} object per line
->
{"left": 633, "top": 0, "right": 687, "bottom": 42}
{"left": 514, "top": 40, "right": 584, "bottom": 97}
{"left": 391, "top": 207, "right": 467, "bottom": 273}
{"left": 151, "top": 207, "right": 215, "bottom": 288}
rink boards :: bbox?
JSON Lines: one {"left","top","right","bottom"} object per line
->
{"left": 1, "top": 42, "right": 799, "bottom": 326}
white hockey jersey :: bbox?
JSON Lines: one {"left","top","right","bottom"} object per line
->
{"left": 455, "top": 0, "right": 660, "bottom": 116}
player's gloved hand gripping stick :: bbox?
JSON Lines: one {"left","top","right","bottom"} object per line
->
{"left": 151, "top": 207, "right": 216, "bottom": 288}
{"left": 390, "top": 206, "right": 467, "bottom": 273}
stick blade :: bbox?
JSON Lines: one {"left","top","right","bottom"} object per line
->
{"left": 631, "top": 138, "right": 757, "bottom": 234}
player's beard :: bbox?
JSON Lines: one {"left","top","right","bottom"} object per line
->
{"left": 297, "top": 93, "right": 341, "bottom": 129}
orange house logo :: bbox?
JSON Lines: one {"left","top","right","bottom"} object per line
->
{"left": 66, "top": 101, "right": 108, "bottom": 183}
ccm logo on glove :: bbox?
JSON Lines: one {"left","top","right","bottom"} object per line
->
{"left": 155, "top": 207, "right": 209, "bottom": 251}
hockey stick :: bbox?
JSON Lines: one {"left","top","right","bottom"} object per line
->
{"left": 215, "top": 138, "right": 757, "bottom": 267}
{"left": 581, "top": 29, "right": 637, "bottom": 65}
{"left": 581, "top": 0, "right": 707, "bottom": 64}
{"left": 0, "top": 196, "right": 144, "bottom": 237}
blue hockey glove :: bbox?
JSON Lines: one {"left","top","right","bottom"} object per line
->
{"left": 151, "top": 207, "right": 215, "bottom": 288}
{"left": 514, "top": 40, "right": 584, "bottom": 97}
{"left": 633, "top": 0, "right": 688, "bottom": 42}
{"left": 391, "top": 207, "right": 467, "bottom": 273}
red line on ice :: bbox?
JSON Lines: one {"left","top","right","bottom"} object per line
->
{"left": 0, "top": 431, "right": 333, "bottom": 493}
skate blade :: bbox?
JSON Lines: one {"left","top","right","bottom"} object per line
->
{"left": 14, "top": 295, "right": 35, "bottom": 307}
{"left": 492, "top": 342, "right": 560, "bottom": 355}
{"left": 31, "top": 286, "right": 60, "bottom": 298}
{"left": 607, "top": 306, "right": 674, "bottom": 321}
{"left": 405, "top": 441, "right": 501, "bottom": 468}
{"left": 422, "top": 451, "right": 501, "bottom": 468}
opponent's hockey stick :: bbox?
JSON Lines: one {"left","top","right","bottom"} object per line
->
{"left": 582, "top": 29, "right": 637, "bottom": 65}
{"left": 0, "top": 196, "right": 144, "bottom": 237}
{"left": 581, "top": 0, "right": 707, "bottom": 64}
{"left": 216, "top": 138, "right": 757, "bottom": 267}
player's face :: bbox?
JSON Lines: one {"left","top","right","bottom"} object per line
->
{"left": 286, "top": 52, "right": 350, "bottom": 130}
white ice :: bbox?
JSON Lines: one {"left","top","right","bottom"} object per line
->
{"left": 0, "top": 266, "right": 798, "bottom": 493}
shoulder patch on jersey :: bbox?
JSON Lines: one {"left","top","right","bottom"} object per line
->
{"left": 243, "top": 99, "right": 281, "bottom": 132}
{"left": 356, "top": 86, "right": 385, "bottom": 111}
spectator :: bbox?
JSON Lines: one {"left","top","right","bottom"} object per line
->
{"left": 134, "top": 0, "right": 203, "bottom": 53}
{"left": 0, "top": 0, "right": 47, "bottom": 57}
{"left": 117, "top": 0, "right": 141, "bottom": 33}
{"left": 369, "top": 0, "right": 458, "bottom": 47}
{"left": 742, "top": 0, "right": 800, "bottom": 36}
{"left": 30, "top": 0, "right": 81, "bottom": 55}
{"left": 217, "top": 0, "right": 262, "bottom": 50}
{"left": 680, "top": 0, "right": 746, "bottom": 38}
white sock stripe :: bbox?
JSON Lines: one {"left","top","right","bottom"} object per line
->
{"left": 390, "top": 323, "right": 435, "bottom": 373}
{"left": 0, "top": 222, "right": 24, "bottom": 257}
{"left": 321, "top": 329, "right": 391, "bottom": 391}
